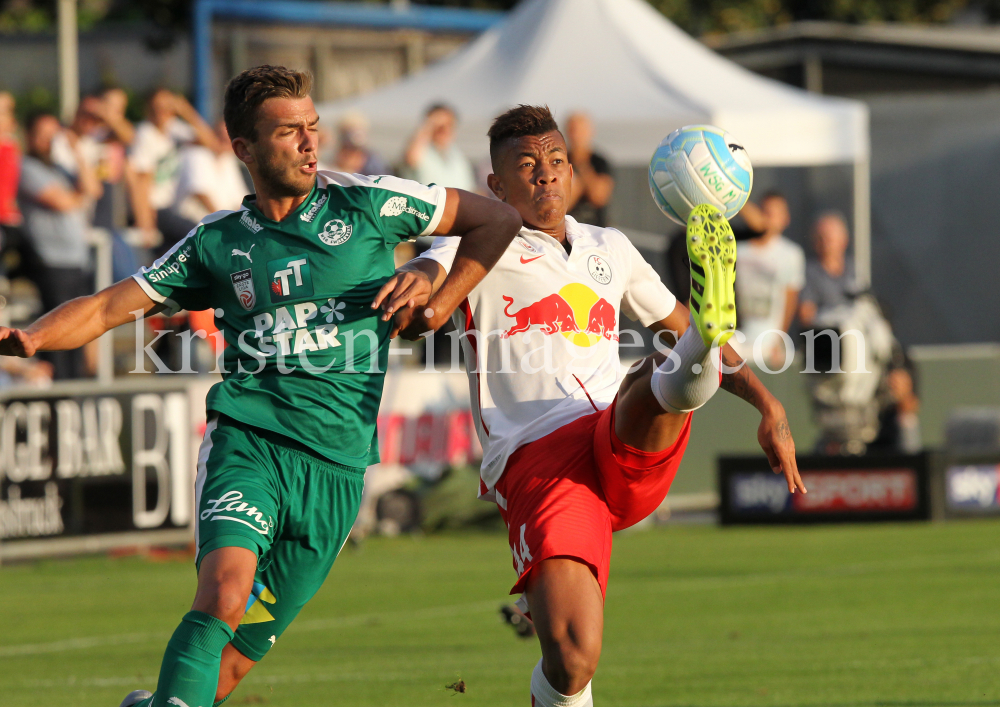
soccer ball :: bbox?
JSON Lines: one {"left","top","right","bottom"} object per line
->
{"left": 648, "top": 125, "right": 753, "bottom": 225}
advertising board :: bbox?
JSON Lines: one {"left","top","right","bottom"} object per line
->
{"left": 944, "top": 461, "right": 1000, "bottom": 515}
{"left": 0, "top": 380, "right": 208, "bottom": 557}
{"left": 719, "top": 453, "right": 931, "bottom": 524}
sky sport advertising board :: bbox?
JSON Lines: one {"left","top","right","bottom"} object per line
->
{"left": 718, "top": 454, "right": 931, "bottom": 524}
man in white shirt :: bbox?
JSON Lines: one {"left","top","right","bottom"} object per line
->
{"left": 403, "top": 103, "right": 476, "bottom": 191}
{"left": 173, "top": 121, "right": 249, "bottom": 223}
{"left": 393, "top": 106, "right": 805, "bottom": 707}
{"left": 733, "top": 192, "right": 805, "bottom": 366}
{"left": 129, "top": 88, "right": 219, "bottom": 252}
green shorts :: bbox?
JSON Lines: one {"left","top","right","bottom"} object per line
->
{"left": 195, "top": 413, "right": 365, "bottom": 661}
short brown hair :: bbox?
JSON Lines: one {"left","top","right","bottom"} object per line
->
{"left": 487, "top": 104, "right": 560, "bottom": 166}
{"left": 223, "top": 65, "right": 312, "bottom": 142}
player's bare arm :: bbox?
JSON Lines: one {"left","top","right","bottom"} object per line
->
{"left": 650, "top": 303, "right": 805, "bottom": 494}
{"left": 373, "top": 187, "right": 521, "bottom": 339}
{"left": 0, "top": 278, "right": 163, "bottom": 358}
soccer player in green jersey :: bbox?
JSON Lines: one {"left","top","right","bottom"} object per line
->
{"left": 0, "top": 65, "right": 521, "bottom": 707}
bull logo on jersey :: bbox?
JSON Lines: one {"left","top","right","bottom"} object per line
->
{"left": 231, "top": 269, "right": 256, "bottom": 311}
{"left": 500, "top": 283, "right": 618, "bottom": 345}
{"left": 319, "top": 219, "right": 352, "bottom": 246}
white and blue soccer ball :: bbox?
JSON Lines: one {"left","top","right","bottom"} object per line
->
{"left": 648, "top": 125, "right": 753, "bottom": 225}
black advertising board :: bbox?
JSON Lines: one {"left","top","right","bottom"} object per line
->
{"left": 938, "top": 454, "right": 1000, "bottom": 518}
{"left": 719, "top": 453, "right": 932, "bottom": 525}
{"left": 0, "top": 382, "right": 194, "bottom": 544}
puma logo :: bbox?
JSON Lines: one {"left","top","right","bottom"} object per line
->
{"left": 232, "top": 245, "right": 255, "bottom": 263}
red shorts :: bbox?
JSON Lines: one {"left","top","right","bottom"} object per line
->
{"left": 494, "top": 398, "right": 691, "bottom": 597}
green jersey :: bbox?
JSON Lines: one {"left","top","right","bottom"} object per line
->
{"left": 134, "top": 171, "right": 447, "bottom": 467}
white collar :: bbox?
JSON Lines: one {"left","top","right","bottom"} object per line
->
{"left": 519, "top": 215, "right": 589, "bottom": 247}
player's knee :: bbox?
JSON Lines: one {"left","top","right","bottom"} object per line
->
{"left": 543, "top": 633, "right": 601, "bottom": 694}
{"left": 194, "top": 580, "right": 248, "bottom": 625}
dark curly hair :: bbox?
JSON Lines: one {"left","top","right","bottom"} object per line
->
{"left": 487, "top": 104, "right": 560, "bottom": 168}
{"left": 223, "top": 65, "right": 313, "bottom": 142}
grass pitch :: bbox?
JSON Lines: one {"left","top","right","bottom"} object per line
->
{"left": 3, "top": 520, "right": 1000, "bottom": 707}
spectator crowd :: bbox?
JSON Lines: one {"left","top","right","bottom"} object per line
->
{"left": 0, "top": 91, "right": 502, "bottom": 387}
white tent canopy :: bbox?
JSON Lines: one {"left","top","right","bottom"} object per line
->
{"left": 319, "top": 0, "right": 871, "bottom": 281}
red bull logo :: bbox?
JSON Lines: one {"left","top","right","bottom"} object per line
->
{"left": 501, "top": 283, "right": 618, "bottom": 346}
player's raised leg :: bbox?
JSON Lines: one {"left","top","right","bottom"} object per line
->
{"left": 620, "top": 203, "right": 736, "bottom": 436}
{"left": 600, "top": 204, "right": 737, "bottom": 529}
{"left": 644, "top": 203, "right": 735, "bottom": 421}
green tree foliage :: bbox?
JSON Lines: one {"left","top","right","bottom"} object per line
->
{"left": 647, "top": 0, "right": 996, "bottom": 34}
{"left": 0, "top": 0, "right": 187, "bottom": 34}
{"left": 1, "top": 0, "right": 997, "bottom": 36}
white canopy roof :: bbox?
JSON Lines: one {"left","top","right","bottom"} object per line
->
{"left": 318, "top": 0, "right": 869, "bottom": 167}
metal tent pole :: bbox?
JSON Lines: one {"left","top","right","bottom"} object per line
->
{"left": 57, "top": 0, "right": 79, "bottom": 124}
{"left": 193, "top": 0, "right": 214, "bottom": 120}
{"left": 853, "top": 157, "right": 871, "bottom": 290}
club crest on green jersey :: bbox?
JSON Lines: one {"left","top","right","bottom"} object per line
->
{"left": 267, "top": 254, "right": 314, "bottom": 302}
{"left": 319, "top": 219, "right": 352, "bottom": 246}
{"left": 231, "top": 269, "right": 256, "bottom": 310}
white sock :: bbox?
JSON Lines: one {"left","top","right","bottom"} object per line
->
{"left": 530, "top": 659, "right": 593, "bottom": 706}
{"left": 651, "top": 319, "right": 722, "bottom": 414}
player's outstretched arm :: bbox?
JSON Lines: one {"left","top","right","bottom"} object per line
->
{"left": 718, "top": 344, "right": 805, "bottom": 494}
{"left": 0, "top": 278, "right": 162, "bottom": 358}
{"left": 373, "top": 188, "right": 521, "bottom": 339}
{"left": 652, "top": 304, "right": 806, "bottom": 494}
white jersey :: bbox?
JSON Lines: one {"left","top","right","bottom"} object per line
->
{"left": 416, "top": 216, "right": 676, "bottom": 499}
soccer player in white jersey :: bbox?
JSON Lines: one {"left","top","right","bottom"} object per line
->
{"left": 394, "top": 106, "right": 806, "bottom": 706}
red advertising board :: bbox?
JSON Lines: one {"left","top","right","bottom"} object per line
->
{"left": 719, "top": 454, "right": 931, "bottom": 524}
{"left": 794, "top": 470, "right": 918, "bottom": 513}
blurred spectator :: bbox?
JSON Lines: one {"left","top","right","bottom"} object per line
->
{"left": 0, "top": 91, "right": 22, "bottom": 236}
{"left": 732, "top": 192, "right": 805, "bottom": 365}
{"left": 871, "top": 346, "right": 921, "bottom": 454}
{"left": 97, "top": 87, "right": 136, "bottom": 146}
{"left": 129, "top": 88, "right": 219, "bottom": 254}
{"left": 403, "top": 104, "right": 475, "bottom": 191}
{"left": 84, "top": 88, "right": 136, "bottom": 232}
{"left": 0, "top": 93, "right": 47, "bottom": 285}
{"left": 333, "top": 112, "right": 389, "bottom": 176}
{"left": 316, "top": 125, "right": 337, "bottom": 172}
{"left": 95, "top": 87, "right": 141, "bottom": 281}
{"left": 52, "top": 93, "right": 138, "bottom": 281}
{"left": 799, "top": 211, "right": 863, "bottom": 328}
{"left": 565, "top": 112, "right": 614, "bottom": 227}
{"left": 18, "top": 112, "right": 101, "bottom": 379}
{"left": 0, "top": 356, "right": 53, "bottom": 388}
{"left": 97, "top": 87, "right": 138, "bottom": 231}
{"left": 173, "top": 120, "right": 249, "bottom": 223}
